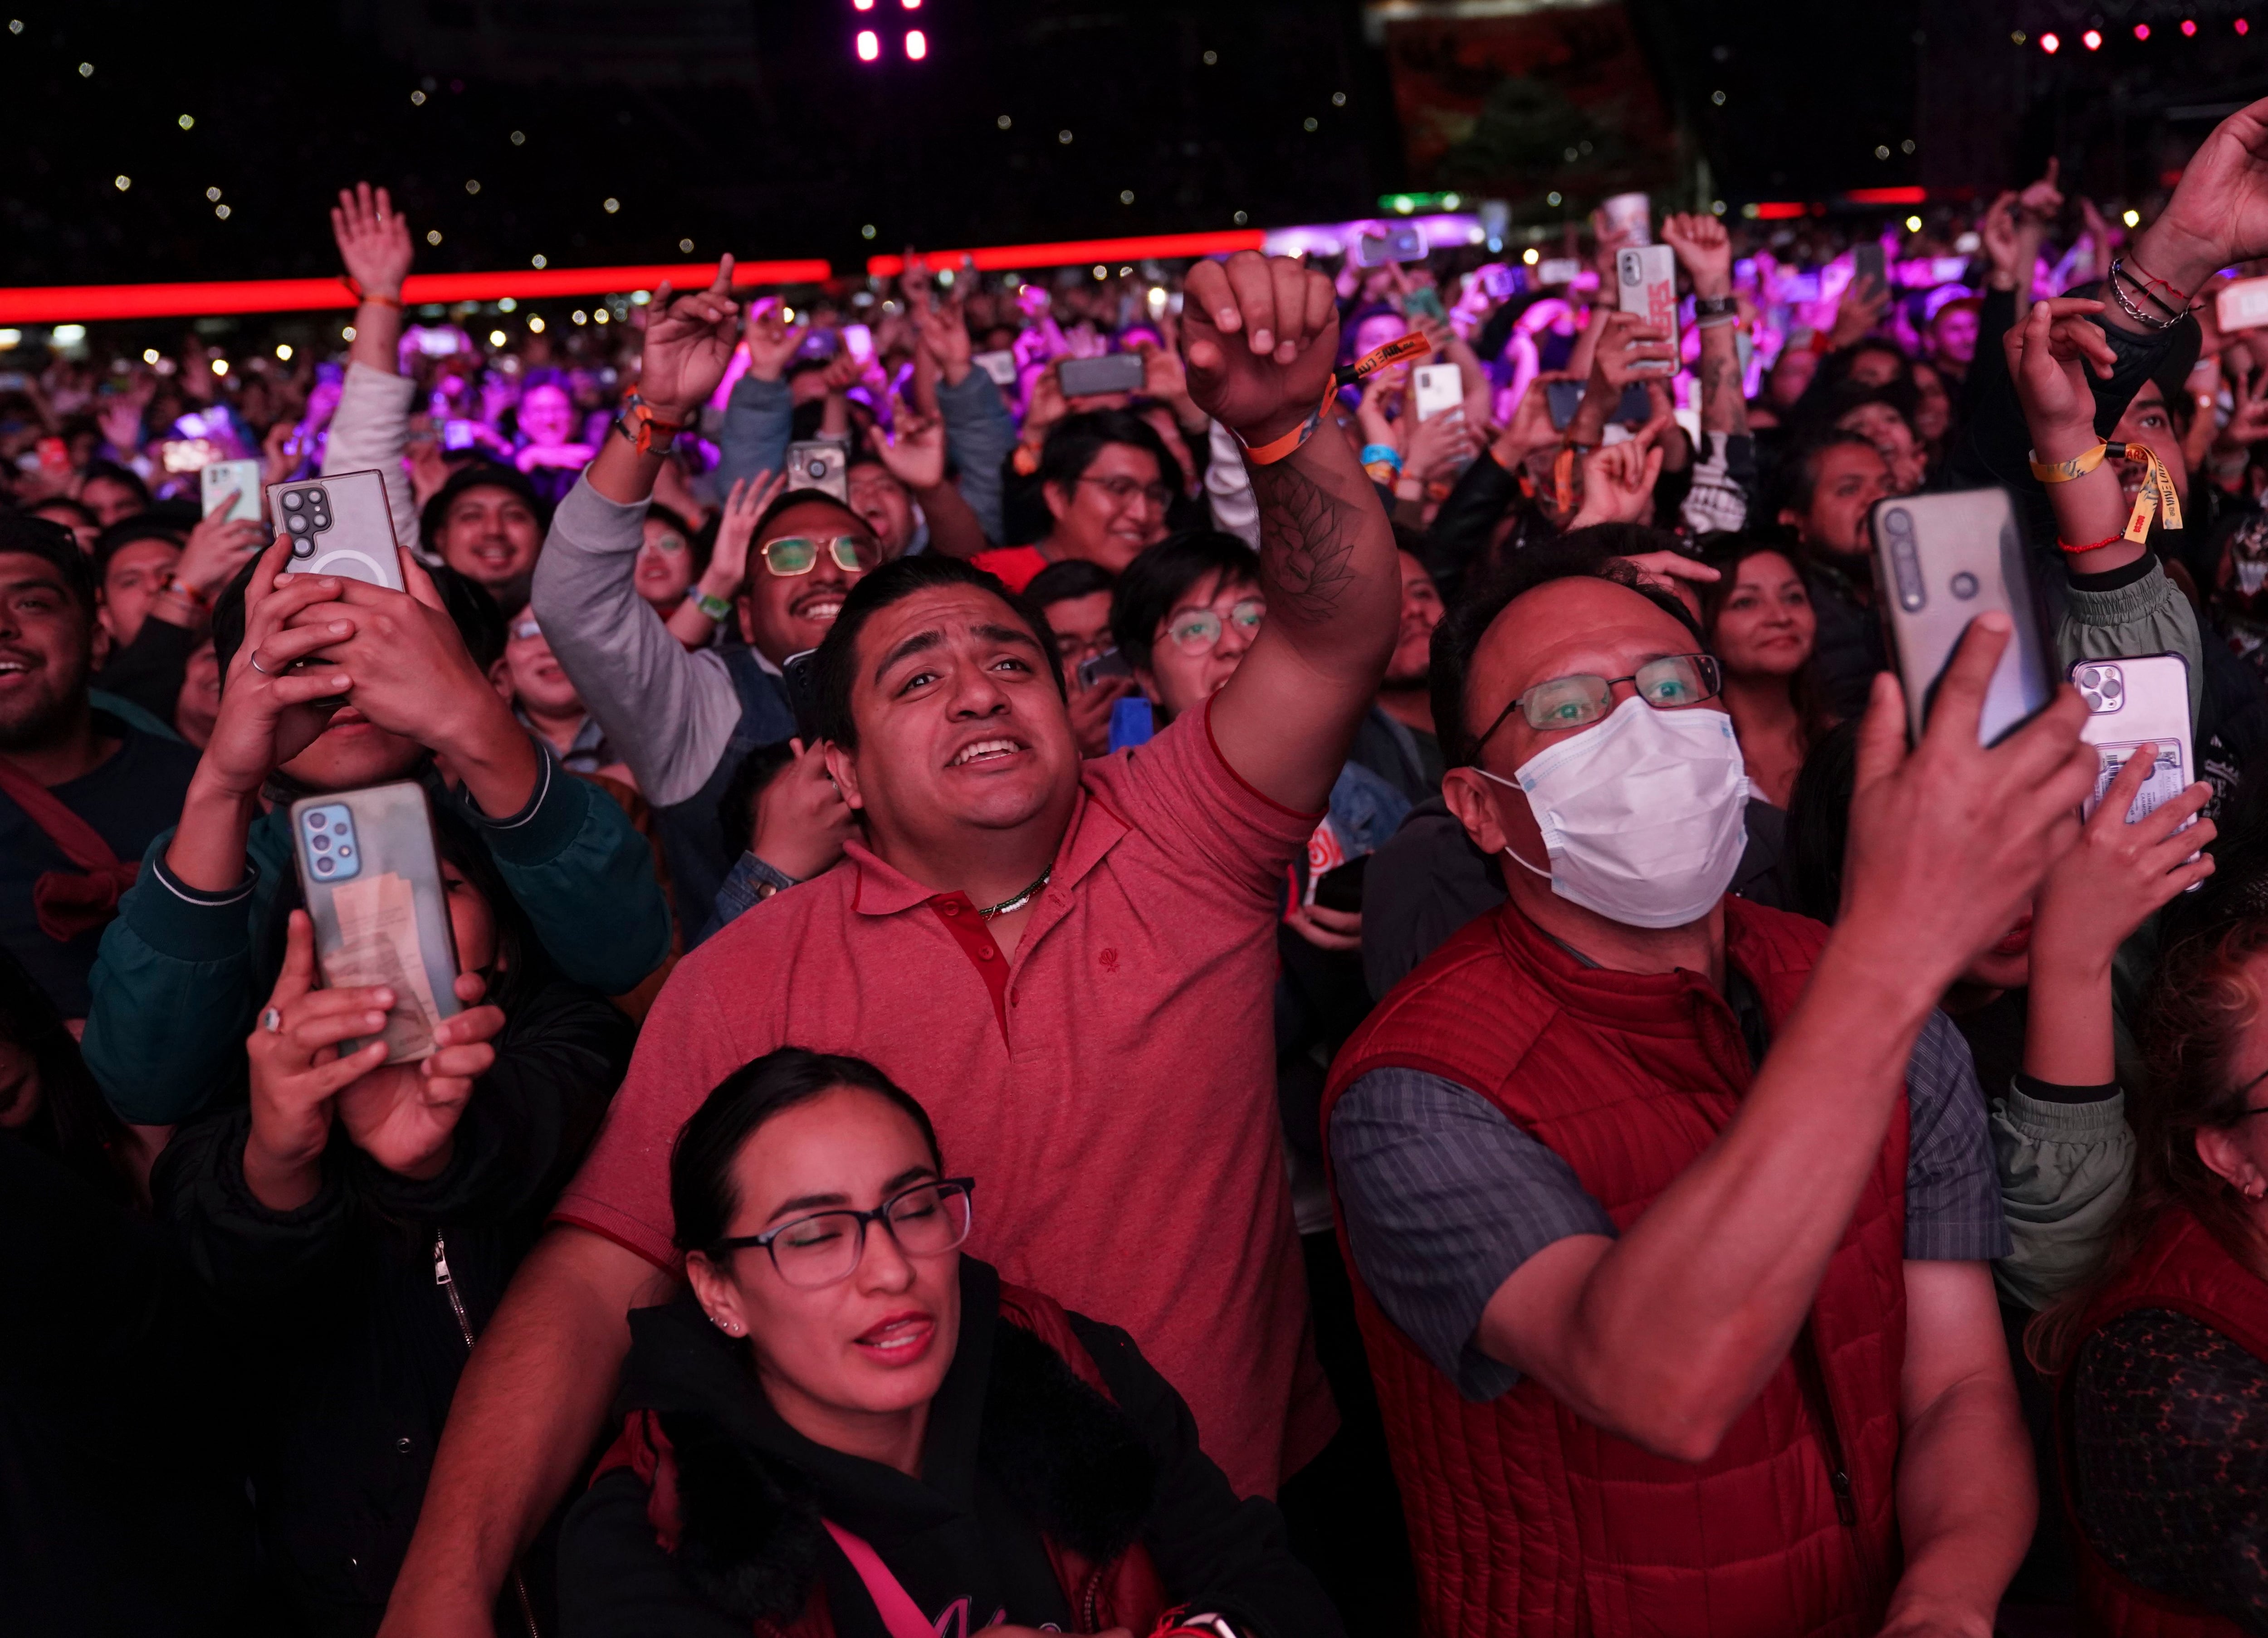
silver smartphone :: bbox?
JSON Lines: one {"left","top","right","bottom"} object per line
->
{"left": 1058, "top": 352, "right": 1146, "bottom": 398}
{"left": 1872, "top": 487, "right": 2053, "bottom": 746}
{"left": 784, "top": 439, "right": 850, "bottom": 503}
{"left": 267, "top": 469, "right": 406, "bottom": 590}
{"left": 1412, "top": 363, "right": 1464, "bottom": 422}
{"left": 288, "top": 782, "right": 461, "bottom": 1065}
{"left": 2073, "top": 653, "right": 2196, "bottom": 826}
{"left": 200, "top": 458, "right": 264, "bottom": 524}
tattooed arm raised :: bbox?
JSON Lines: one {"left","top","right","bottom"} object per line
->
{"left": 1180, "top": 251, "right": 1400, "bottom": 813}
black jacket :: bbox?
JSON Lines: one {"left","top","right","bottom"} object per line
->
{"left": 560, "top": 1261, "right": 1343, "bottom": 1638}
{"left": 152, "top": 975, "right": 635, "bottom": 1637}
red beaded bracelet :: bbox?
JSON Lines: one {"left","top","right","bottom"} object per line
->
{"left": 2057, "top": 531, "right": 2125, "bottom": 555}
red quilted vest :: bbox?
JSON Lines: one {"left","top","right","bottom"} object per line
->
{"left": 596, "top": 1283, "right": 1170, "bottom": 1637}
{"left": 1323, "top": 897, "right": 1907, "bottom": 1637}
{"left": 2058, "top": 1206, "right": 2268, "bottom": 1638}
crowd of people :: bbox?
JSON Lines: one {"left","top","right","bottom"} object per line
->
{"left": 10, "top": 95, "right": 2268, "bottom": 1638}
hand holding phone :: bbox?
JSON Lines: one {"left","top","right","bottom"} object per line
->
{"left": 1872, "top": 488, "right": 2053, "bottom": 746}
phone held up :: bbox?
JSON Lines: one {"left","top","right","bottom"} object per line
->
{"left": 289, "top": 782, "right": 463, "bottom": 1065}
{"left": 267, "top": 469, "right": 407, "bottom": 590}
{"left": 1076, "top": 648, "right": 1135, "bottom": 691}
{"left": 2072, "top": 653, "right": 2196, "bottom": 824}
{"left": 1871, "top": 487, "right": 2053, "bottom": 746}
{"left": 1057, "top": 352, "right": 1145, "bottom": 399}
{"left": 1615, "top": 245, "right": 1679, "bottom": 368}
{"left": 200, "top": 458, "right": 265, "bottom": 524}
{"left": 784, "top": 439, "right": 850, "bottom": 504}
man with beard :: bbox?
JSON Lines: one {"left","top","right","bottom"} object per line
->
{"left": 0, "top": 514, "right": 198, "bottom": 1017}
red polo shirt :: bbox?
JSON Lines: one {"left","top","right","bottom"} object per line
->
{"left": 554, "top": 699, "right": 1336, "bottom": 1497}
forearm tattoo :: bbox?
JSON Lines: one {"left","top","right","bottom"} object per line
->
{"left": 1250, "top": 456, "right": 1362, "bottom": 622}
{"left": 1701, "top": 352, "right": 1749, "bottom": 436}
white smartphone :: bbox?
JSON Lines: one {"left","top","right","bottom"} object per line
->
{"left": 973, "top": 350, "right": 1019, "bottom": 387}
{"left": 1411, "top": 363, "right": 1464, "bottom": 422}
{"left": 2072, "top": 653, "right": 2197, "bottom": 827}
{"left": 1536, "top": 258, "right": 1583, "bottom": 286}
{"left": 2216, "top": 275, "right": 2268, "bottom": 334}
{"left": 267, "top": 469, "right": 407, "bottom": 590}
{"left": 1872, "top": 487, "right": 2054, "bottom": 746}
{"left": 1616, "top": 244, "right": 1679, "bottom": 369}
{"left": 200, "top": 458, "right": 264, "bottom": 524}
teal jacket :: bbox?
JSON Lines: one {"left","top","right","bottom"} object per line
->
{"left": 83, "top": 756, "right": 671, "bottom": 1124}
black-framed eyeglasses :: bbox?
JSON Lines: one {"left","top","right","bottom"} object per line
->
{"left": 1078, "top": 474, "right": 1176, "bottom": 513}
{"left": 707, "top": 1178, "right": 976, "bottom": 1290}
{"left": 1472, "top": 653, "right": 1724, "bottom": 752}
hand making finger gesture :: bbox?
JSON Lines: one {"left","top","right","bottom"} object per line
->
{"left": 1180, "top": 251, "right": 1341, "bottom": 444}
{"left": 639, "top": 257, "right": 742, "bottom": 419}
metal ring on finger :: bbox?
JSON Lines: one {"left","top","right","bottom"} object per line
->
{"left": 248, "top": 650, "right": 279, "bottom": 677}
{"left": 261, "top": 1007, "right": 284, "bottom": 1033}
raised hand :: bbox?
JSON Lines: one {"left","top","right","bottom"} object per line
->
{"left": 1066, "top": 670, "right": 1133, "bottom": 758}
{"left": 2034, "top": 747, "right": 2214, "bottom": 979}
{"left": 1401, "top": 405, "right": 1479, "bottom": 487}
{"left": 242, "top": 910, "right": 394, "bottom": 1211}
{"left": 2017, "top": 156, "right": 2066, "bottom": 224}
{"left": 1180, "top": 250, "right": 1340, "bottom": 444}
{"left": 1589, "top": 309, "right": 1675, "bottom": 393}
{"left": 916, "top": 298, "right": 974, "bottom": 388}
{"left": 174, "top": 504, "right": 269, "bottom": 598}
{"left": 331, "top": 182, "right": 414, "bottom": 300}
{"left": 333, "top": 966, "right": 501, "bottom": 1180}
{"left": 1567, "top": 426, "right": 1667, "bottom": 530}
{"left": 743, "top": 297, "right": 808, "bottom": 384}
{"left": 1826, "top": 270, "right": 1891, "bottom": 349}
{"left": 638, "top": 258, "right": 741, "bottom": 419}
{"left": 2136, "top": 98, "right": 2268, "bottom": 297}
{"left": 2005, "top": 296, "right": 2118, "bottom": 449}
{"left": 1661, "top": 212, "right": 1734, "bottom": 297}
{"left": 868, "top": 403, "right": 947, "bottom": 491}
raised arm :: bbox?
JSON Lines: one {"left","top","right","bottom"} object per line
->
{"left": 324, "top": 185, "right": 422, "bottom": 552}
{"left": 1184, "top": 251, "right": 1398, "bottom": 813}
{"left": 1663, "top": 213, "right": 1746, "bottom": 440}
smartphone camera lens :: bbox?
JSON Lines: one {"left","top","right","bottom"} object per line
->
{"left": 315, "top": 856, "right": 334, "bottom": 876}
{"left": 285, "top": 512, "right": 309, "bottom": 534}
{"left": 311, "top": 833, "right": 329, "bottom": 852}
{"left": 1949, "top": 571, "right": 1980, "bottom": 600}
{"left": 281, "top": 491, "right": 303, "bottom": 511}
{"left": 307, "top": 813, "right": 325, "bottom": 830}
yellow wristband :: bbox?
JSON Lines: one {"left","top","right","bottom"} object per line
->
{"left": 2028, "top": 444, "right": 2109, "bottom": 483}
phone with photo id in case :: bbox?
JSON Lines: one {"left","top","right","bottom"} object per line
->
{"left": 289, "top": 782, "right": 461, "bottom": 1065}
{"left": 2072, "top": 653, "right": 2195, "bottom": 827}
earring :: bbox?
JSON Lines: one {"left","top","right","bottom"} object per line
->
{"left": 2248, "top": 1180, "right": 2267, "bottom": 1202}
{"left": 707, "top": 1310, "right": 741, "bottom": 1336}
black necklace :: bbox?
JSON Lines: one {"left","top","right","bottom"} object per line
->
{"left": 976, "top": 866, "right": 1051, "bottom": 918}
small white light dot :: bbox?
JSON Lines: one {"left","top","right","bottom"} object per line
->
{"left": 997, "top": 114, "right": 1012, "bottom": 129}
{"left": 7, "top": 20, "right": 23, "bottom": 34}
{"left": 488, "top": 329, "right": 507, "bottom": 347}
{"left": 1332, "top": 91, "right": 1347, "bottom": 107}
{"left": 1059, "top": 129, "right": 1074, "bottom": 144}
{"left": 1119, "top": 265, "right": 1133, "bottom": 277}
{"left": 1232, "top": 210, "right": 1249, "bottom": 226}
{"left": 2124, "top": 208, "right": 2142, "bottom": 228}
{"left": 51, "top": 325, "right": 85, "bottom": 345}
{"left": 603, "top": 197, "right": 620, "bottom": 213}
{"left": 410, "top": 89, "right": 426, "bottom": 106}
{"left": 205, "top": 186, "right": 221, "bottom": 201}
{"left": 861, "top": 223, "right": 877, "bottom": 239}
{"left": 1711, "top": 199, "right": 1727, "bottom": 215}
{"left": 510, "top": 130, "right": 525, "bottom": 145}
{"left": 465, "top": 179, "right": 481, "bottom": 195}
{"left": 1202, "top": 49, "right": 1217, "bottom": 64}
{"left": 1906, "top": 214, "right": 1923, "bottom": 231}
{"left": 499, "top": 297, "right": 518, "bottom": 312}
{"left": 113, "top": 175, "right": 130, "bottom": 191}
{"left": 630, "top": 290, "right": 650, "bottom": 305}
{"left": 1522, "top": 247, "right": 1540, "bottom": 265}
{"left": 1119, "top": 189, "right": 1135, "bottom": 205}
{"left": 781, "top": 307, "right": 794, "bottom": 322}
{"left": 342, "top": 325, "right": 357, "bottom": 341}
{"left": 527, "top": 315, "right": 545, "bottom": 333}
{"left": 1303, "top": 116, "right": 1319, "bottom": 132}
{"left": 176, "top": 113, "right": 193, "bottom": 130}
{"left": 531, "top": 253, "right": 547, "bottom": 269}
{"left": 142, "top": 347, "right": 160, "bottom": 363}
{"left": 1874, "top": 144, "right": 1891, "bottom": 160}
{"left": 594, "top": 307, "right": 610, "bottom": 324}
{"left": 210, "top": 358, "right": 229, "bottom": 375}
{"left": 1901, "top": 138, "right": 1917, "bottom": 154}
{"left": 1712, "top": 89, "right": 1726, "bottom": 105}
{"left": 679, "top": 237, "right": 694, "bottom": 253}
{"left": 215, "top": 203, "right": 230, "bottom": 220}
{"left": 426, "top": 229, "right": 442, "bottom": 245}
{"left": 1547, "top": 191, "right": 1563, "bottom": 206}
{"left": 1093, "top": 263, "right": 1108, "bottom": 279}
{"left": 275, "top": 343, "right": 293, "bottom": 360}
{"left": 77, "top": 61, "right": 92, "bottom": 77}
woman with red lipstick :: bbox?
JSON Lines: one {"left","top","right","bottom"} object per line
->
{"left": 560, "top": 1048, "right": 1342, "bottom": 1638}
{"left": 1696, "top": 534, "right": 1834, "bottom": 809}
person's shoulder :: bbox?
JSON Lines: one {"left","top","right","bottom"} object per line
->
{"left": 684, "top": 862, "right": 857, "bottom": 970}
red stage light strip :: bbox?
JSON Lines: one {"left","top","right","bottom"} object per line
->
{"left": 866, "top": 229, "right": 1266, "bottom": 278}
{"left": 0, "top": 260, "right": 834, "bottom": 325}
{"left": 1750, "top": 202, "right": 1810, "bottom": 221}
{"left": 1844, "top": 186, "right": 1927, "bottom": 206}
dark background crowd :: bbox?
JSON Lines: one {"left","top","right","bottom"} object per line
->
{"left": 11, "top": 5, "right": 2268, "bottom": 1638}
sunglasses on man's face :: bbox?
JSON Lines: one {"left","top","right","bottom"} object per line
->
{"left": 759, "top": 535, "right": 882, "bottom": 578}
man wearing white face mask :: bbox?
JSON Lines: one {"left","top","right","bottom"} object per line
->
{"left": 1321, "top": 540, "right": 2102, "bottom": 1637}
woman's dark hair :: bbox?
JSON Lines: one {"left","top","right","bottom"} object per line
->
{"left": 211, "top": 550, "right": 508, "bottom": 678}
{"left": 1778, "top": 716, "right": 1863, "bottom": 923}
{"left": 1036, "top": 409, "right": 1178, "bottom": 500}
{"left": 1024, "top": 557, "right": 1116, "bottom": 610}
{"left": 809, "top": 555, "right": 1064, "bottom": 751}
{"left": 671, "top": 1048, "right": 943, "bottom": 1256}
{"left": 2031, "top": 915, "right": 2268, "bottom": 1371}
{"left": 1696, "top": 530, "right": 1837, "bottom": 759}
{"left": 715, "top": 740, "right": 799, "bottom": 860}
{"left": 0, "top": 948, "right": 137, "bottom": 1204}
{"left": 430, "top": 801, "right": 546, "bottom": 1015}
{"left": 1429, "top": 528, "right": 1705, "bottom": 767}
{"left": 1108, "top": 531, "right": 1259, "bottom": 674}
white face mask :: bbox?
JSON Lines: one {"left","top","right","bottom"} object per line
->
{"left": 1475, "top": 694, "right": 1750, "bottom": 930}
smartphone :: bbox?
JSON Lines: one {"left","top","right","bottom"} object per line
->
{"left": 1353, "top": 225, "right": 1428, "bottom": 268}
{"left": 842, "top": 323, "right": 874, "bottom": 364}
{"left": 1058, "top": 353, "right": 1146, "bottom": 398}
{"left": 1076, "top": 648, "right": 1134, "bottom": 690}
{"left": 973, "top": 350, "right": 1020, "bottom": 388}
{"left": 289, "top": 782, "right": 462, "bottom": 1065}
{"left": 2218, "top": 275, "right": 2268, "bottom": 333}
{"left": 1616, "top": 244, "right": 1679, "bottom": 369}
{"left": 1412, "top": 363, "right": 1464, "bottom": 422}
{"left": 442, "top": 419, "right": 480, "bottom": 452}
{"left": 1545, "top": 380, "right": 1652, "bottom": 431}
{"left": 1403, "top": 284, "right": 1447, "bottom": 322}
{"left": 1536, "top": 258, "right": 1583, "bottom": 286}
{"left": 268, "top": 469, "right": 407, "bottom": 590}
{"left": 1312, "top": 853, "right": 1369, "bottom": 914}
{"left": 2073, "top": 653, "right": 2196, "bottom": 826}
{"left": 200, "top": 458, "right": 264, "bottom": 524}
{"left": 1872, "top": 487, "right": 2053, "bottom": 746}
{"left": 1852, "top": 242, "right": 1887, "bottom": 286}
{"left": 784, "top": 439, "right": 850, "bottom": 503}
{"left": 408, "top": 325, "right": 462, "bottom": 358}
{"left": 781, "top": 648, "right": 821, "bottom": 743}
{"left": 1478, "top": 264, "right": 1519, "bottom": 301}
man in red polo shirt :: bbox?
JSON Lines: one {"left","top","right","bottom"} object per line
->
{"left": 383, "top": 250, "right": 1398, "bottom": 1635}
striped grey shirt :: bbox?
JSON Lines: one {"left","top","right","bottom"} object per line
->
{"left": 1330, "top": 1008, "right": 2009, "bottom": 1402}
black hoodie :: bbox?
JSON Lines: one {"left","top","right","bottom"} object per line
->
{"left": 560, "top": 1259, "right": 1343, "bottom": 1638}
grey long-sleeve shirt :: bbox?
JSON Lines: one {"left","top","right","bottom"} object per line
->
{"left": 322, "top": 361, "right": 423, "bottom": 557}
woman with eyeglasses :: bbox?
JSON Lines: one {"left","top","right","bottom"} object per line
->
{"left": 2029, "top": 916, "right": 2268, "bottom": 1633}
{"left": 558, "top": 1047, "right": 1341, "bottom": 1638}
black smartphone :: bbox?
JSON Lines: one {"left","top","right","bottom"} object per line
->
{"left": 781, "top": 648, "right": 821, "bottom": 744}
{"left": 1312, "top": 854, "right": 1369, "bottom": 914}
{"left": 1076, "top": 648, "right": 1134, "bottom": 690}
{"left": 1852, "top": 243, "right": 1887, "bottom": 286}
{"left": 1545, "top": 380, "right": 1652, "bottom": 432}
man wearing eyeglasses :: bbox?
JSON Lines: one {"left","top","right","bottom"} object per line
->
{"left": 529, "top": 393, "right": 880, "bottom": 929}
{"left": 1322, "top": 543, "right": 2102, "bottom": 1635}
